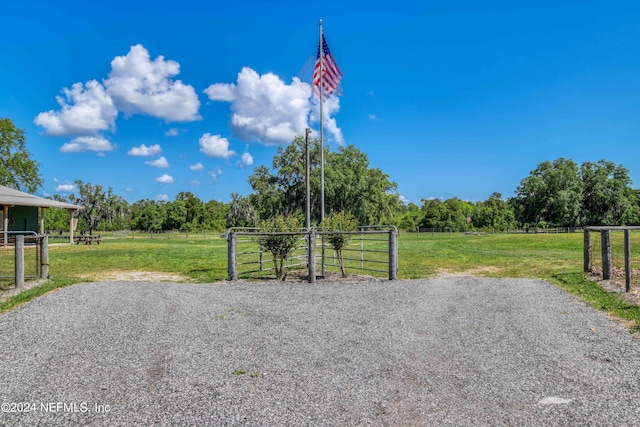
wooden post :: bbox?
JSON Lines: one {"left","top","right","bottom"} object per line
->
{"left": 3, "top": 206, "right": 8, "bottom": 247}
{"left": 39, "top": 207, "right": 45, "bottom": 234}
{"left": 624, "top": 229, "right": 631, "bottom": 292}
{"left": 583, "top": 229, "right": 592, "bottom": 272}
{"left": 389, "top": 229, "right": 398, "bottom": 280}
{"left": 601, "top": 230, "right": 612, "bottom": 280}
{"left": 228, "top": 232, "right": 237, "bottom": 280}
{"left": 308, "top": 229, "right": 316, "bottom": 283}
{"left": 40, "top": 234, "right": 49, "bottom": 279}
{"left": 15, "top": 235, "right": 24, "bottom": 288}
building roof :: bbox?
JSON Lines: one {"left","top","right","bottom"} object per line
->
{"left": 0, "top": 185, "right": 80, "bottom": 210}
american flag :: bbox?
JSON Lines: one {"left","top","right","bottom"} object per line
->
{"left": 313, "top": 34, "right": 342, "bottom": 100}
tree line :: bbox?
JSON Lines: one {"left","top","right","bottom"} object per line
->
{"left": 1, "top": 118, "right": 638, "bottom": 233}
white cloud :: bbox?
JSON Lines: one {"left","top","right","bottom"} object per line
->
{"left": 145, "top": 156, "right": 170, "bottom": 168}
{"left": 189, "top": 180, "right": 201, "bottom": 186}
{"left": 128, "top": 144, "right": 161, "bottom": 156}
{"left": 399, "top": 195, "right": 410, "bottom": 204}
{"left": 126, "top": 187, "right": 135, "bottom": 192}
{"left": 34, "top": 80, "right": 118, "bottom": 136}
{"left": 368, "top": 114, "right": 378, "bottom": 121}
{"left": 165, "top": 128, "right": 180, "bottom": 136}
{"left": 155, "top": 174, "right": 174, "bottom": 183}
{"left": 309, "top": 95, "right": 344, "bottom": 144}
{"left": 60, "top": 136, "right": 114, "bottom": 153}
{"left": 199, "top": 133, "right": 235, "bottom": 158}
{"left": 240, "top": 152, "right": 253, "bottom": 166}
{"left": 105, "top": 44, "right": 200, "bottom": 122}
{"left": 189, "top": 162, "right": 204, "bottom": 171}
{"left": 205, "top": 67, "right": 314, "bottom": 144}
{"left": 156, "top": 194, "right": 169, "bottom": 202}
{"left": 55, "top": 184, "right": 77, "bottom": 193}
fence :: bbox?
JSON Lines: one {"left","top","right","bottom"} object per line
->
{"left": 417, "top": 227, "right": 582, "bottom": 234}
{"left": 227, "top": 227, "right": 398, "bottom": 282}
{"left": 584, "top": 226, "right": 640, "bottom": 292}
{"left": 0, "top": 232, "right": 49, "bottom": 288}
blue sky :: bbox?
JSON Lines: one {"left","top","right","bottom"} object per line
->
{"left": 1, "top": 1, "right": 639, "bottom": 205}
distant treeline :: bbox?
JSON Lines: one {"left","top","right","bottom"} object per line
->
{"left": 45, "top": 151, "right": 640, "bottom": 233}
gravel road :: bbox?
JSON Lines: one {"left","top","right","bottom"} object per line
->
{"left": 2, "top": 277, "right": 640, "bottom": 426}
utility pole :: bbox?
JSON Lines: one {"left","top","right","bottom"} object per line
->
{"left": 305, "top": 128, "right": 311, "bottom": 230}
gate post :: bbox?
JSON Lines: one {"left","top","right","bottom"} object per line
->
{"left": 624, "top": 229, "right": 631, "bottom": 292}
{"left": 601, "top": 230, "right": 612, "bottom": 280}
{"left": 15, "top": 235, "right": 24, "bottom": 288}
{"left": 388, "top": 229, "right": 398, "bottom": 280}
{"left": 228, "top": 232, "right": 237, "bottom": 280}
{"left": 583, "top": 228, "right": 592, "bottom": 272}
{"left": 40, "top": 234, "right": 49, "bottom": 279}
{"left": 308, "top": 229, "right": 316, "bottom": 283}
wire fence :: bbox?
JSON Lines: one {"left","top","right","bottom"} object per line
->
{"left": 584, "top": 227, "right": 640, "bottom": 291}
{"left": 0, "top": 231, "right": 45, "bottom": 288}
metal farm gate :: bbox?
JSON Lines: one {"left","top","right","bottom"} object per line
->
{"left": 227, "top": 226, "right": 398, "bottom": 282}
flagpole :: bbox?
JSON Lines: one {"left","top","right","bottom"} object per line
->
{"left": 319, "top": 18, "right": 325, "bottom": 225}
{"left": 318, "top": 19, "right": 326, "bottom": 278}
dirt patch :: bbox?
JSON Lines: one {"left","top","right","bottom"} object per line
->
{"left": 587, "top": 267, "right": 640, "bottom": 307}
{"left": 437, "top": 266, "right": 502, "bottom": 277}
{"left": 81, "top": 270, "right": 190, "bottom": 283}
{"left": 237, "top": 270, "right": 384, "bottom": 284}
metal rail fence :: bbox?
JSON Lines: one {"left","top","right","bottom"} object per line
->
{"left": 0, "top": 231, "right": 49, "bottom": 288}
{"left": 229, "top": 228, "right": 309, "bottom": 279}
{"left": 227, "top": 227, "right": 398, "bottom": 282}
{"left": 584, "top": 226, "right": 640, "bottom": 292}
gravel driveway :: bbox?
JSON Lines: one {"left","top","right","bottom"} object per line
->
{"left": 2, "top": 277, "right": 640, "bottom": 426}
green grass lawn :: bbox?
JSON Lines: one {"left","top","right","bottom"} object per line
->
{"left": 3, "top": 231, "right": 640, "bottom": 332}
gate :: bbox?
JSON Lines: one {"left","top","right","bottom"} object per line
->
{"left": 227, "top": 226, "right": 398, "bottom": 282}
{"left": 0, "top": 232, "right": 49, "bottom": 288}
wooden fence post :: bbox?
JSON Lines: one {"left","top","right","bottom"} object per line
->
{"left": 601, "top": 230, "right": 612, "bottom": 280}
{"left": 624, "top": 229, "right": 631, "bottom": 292}
{"left": 583, "top": 229, "right": 592, "bottom": 272}
{"left": 40, "top": 234, "right": 49, "bottom": 279}
{"left": 15, "top": 235, "right": 24, "bottom": 289}
{"left": 228, "top": 232, "right": 237, "bottom": 280}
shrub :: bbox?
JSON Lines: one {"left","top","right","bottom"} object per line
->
{"left": 259, "top": 215, "right": 301, "bottom": 280}
{"left": 322, "top": 211, "right": 357, "bottom": 277}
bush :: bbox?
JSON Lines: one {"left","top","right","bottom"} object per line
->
{"left": 258, "top": 215, "right": 302, "bottom": 280}
{"left": 322, "top": 211, "right": 357, "bottom": 277}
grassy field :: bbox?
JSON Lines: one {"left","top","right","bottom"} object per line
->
{"left": 2, "top": 231, "right": 640, "bottom": 331}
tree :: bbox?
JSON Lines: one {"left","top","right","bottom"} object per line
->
{"left": 0, "top": 118, "right": 43, "bottom": 193}
{"left": 248, "top": 136, "right": 401, "bottom": 225}
{"left": 513, "top": 158, "right": 582, "bottom": 227}
{"left": 397, "top": 202, "right": 423, "bottom": 232}
{"left": 202, "top": 199, "right": 229, "bottom": 231}
{"left": 164, "top": 200, "right": 188, "bottom": 230}
{"left": 581, "top": 160, "right": 639, "bottom": 225}
{"left": 258, "top": 215, "right": 301, "bottom": 280}
{"left": 474, "top": 193, "right": 516, "bottom": 231}
{"left": 322, "top": 211, "right": 357, "bottom": 277}
{"left": 176, "top": 192, "right": 204, "bottom": 228}
{"left": 227, "top": 193, "right": 258, "bottom": 228}
{"left": 131, "top": 199, "right": 166, "bottom": 232}
{"left": 69, "top": 180, "right": 120, "bottom": 234}
{"left": 44, "top": 195, "right": 72, "bottom": 233}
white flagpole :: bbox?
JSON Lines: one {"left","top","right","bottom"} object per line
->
{"left": 319, "top": 19, "right": 325, "bottom": 225}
